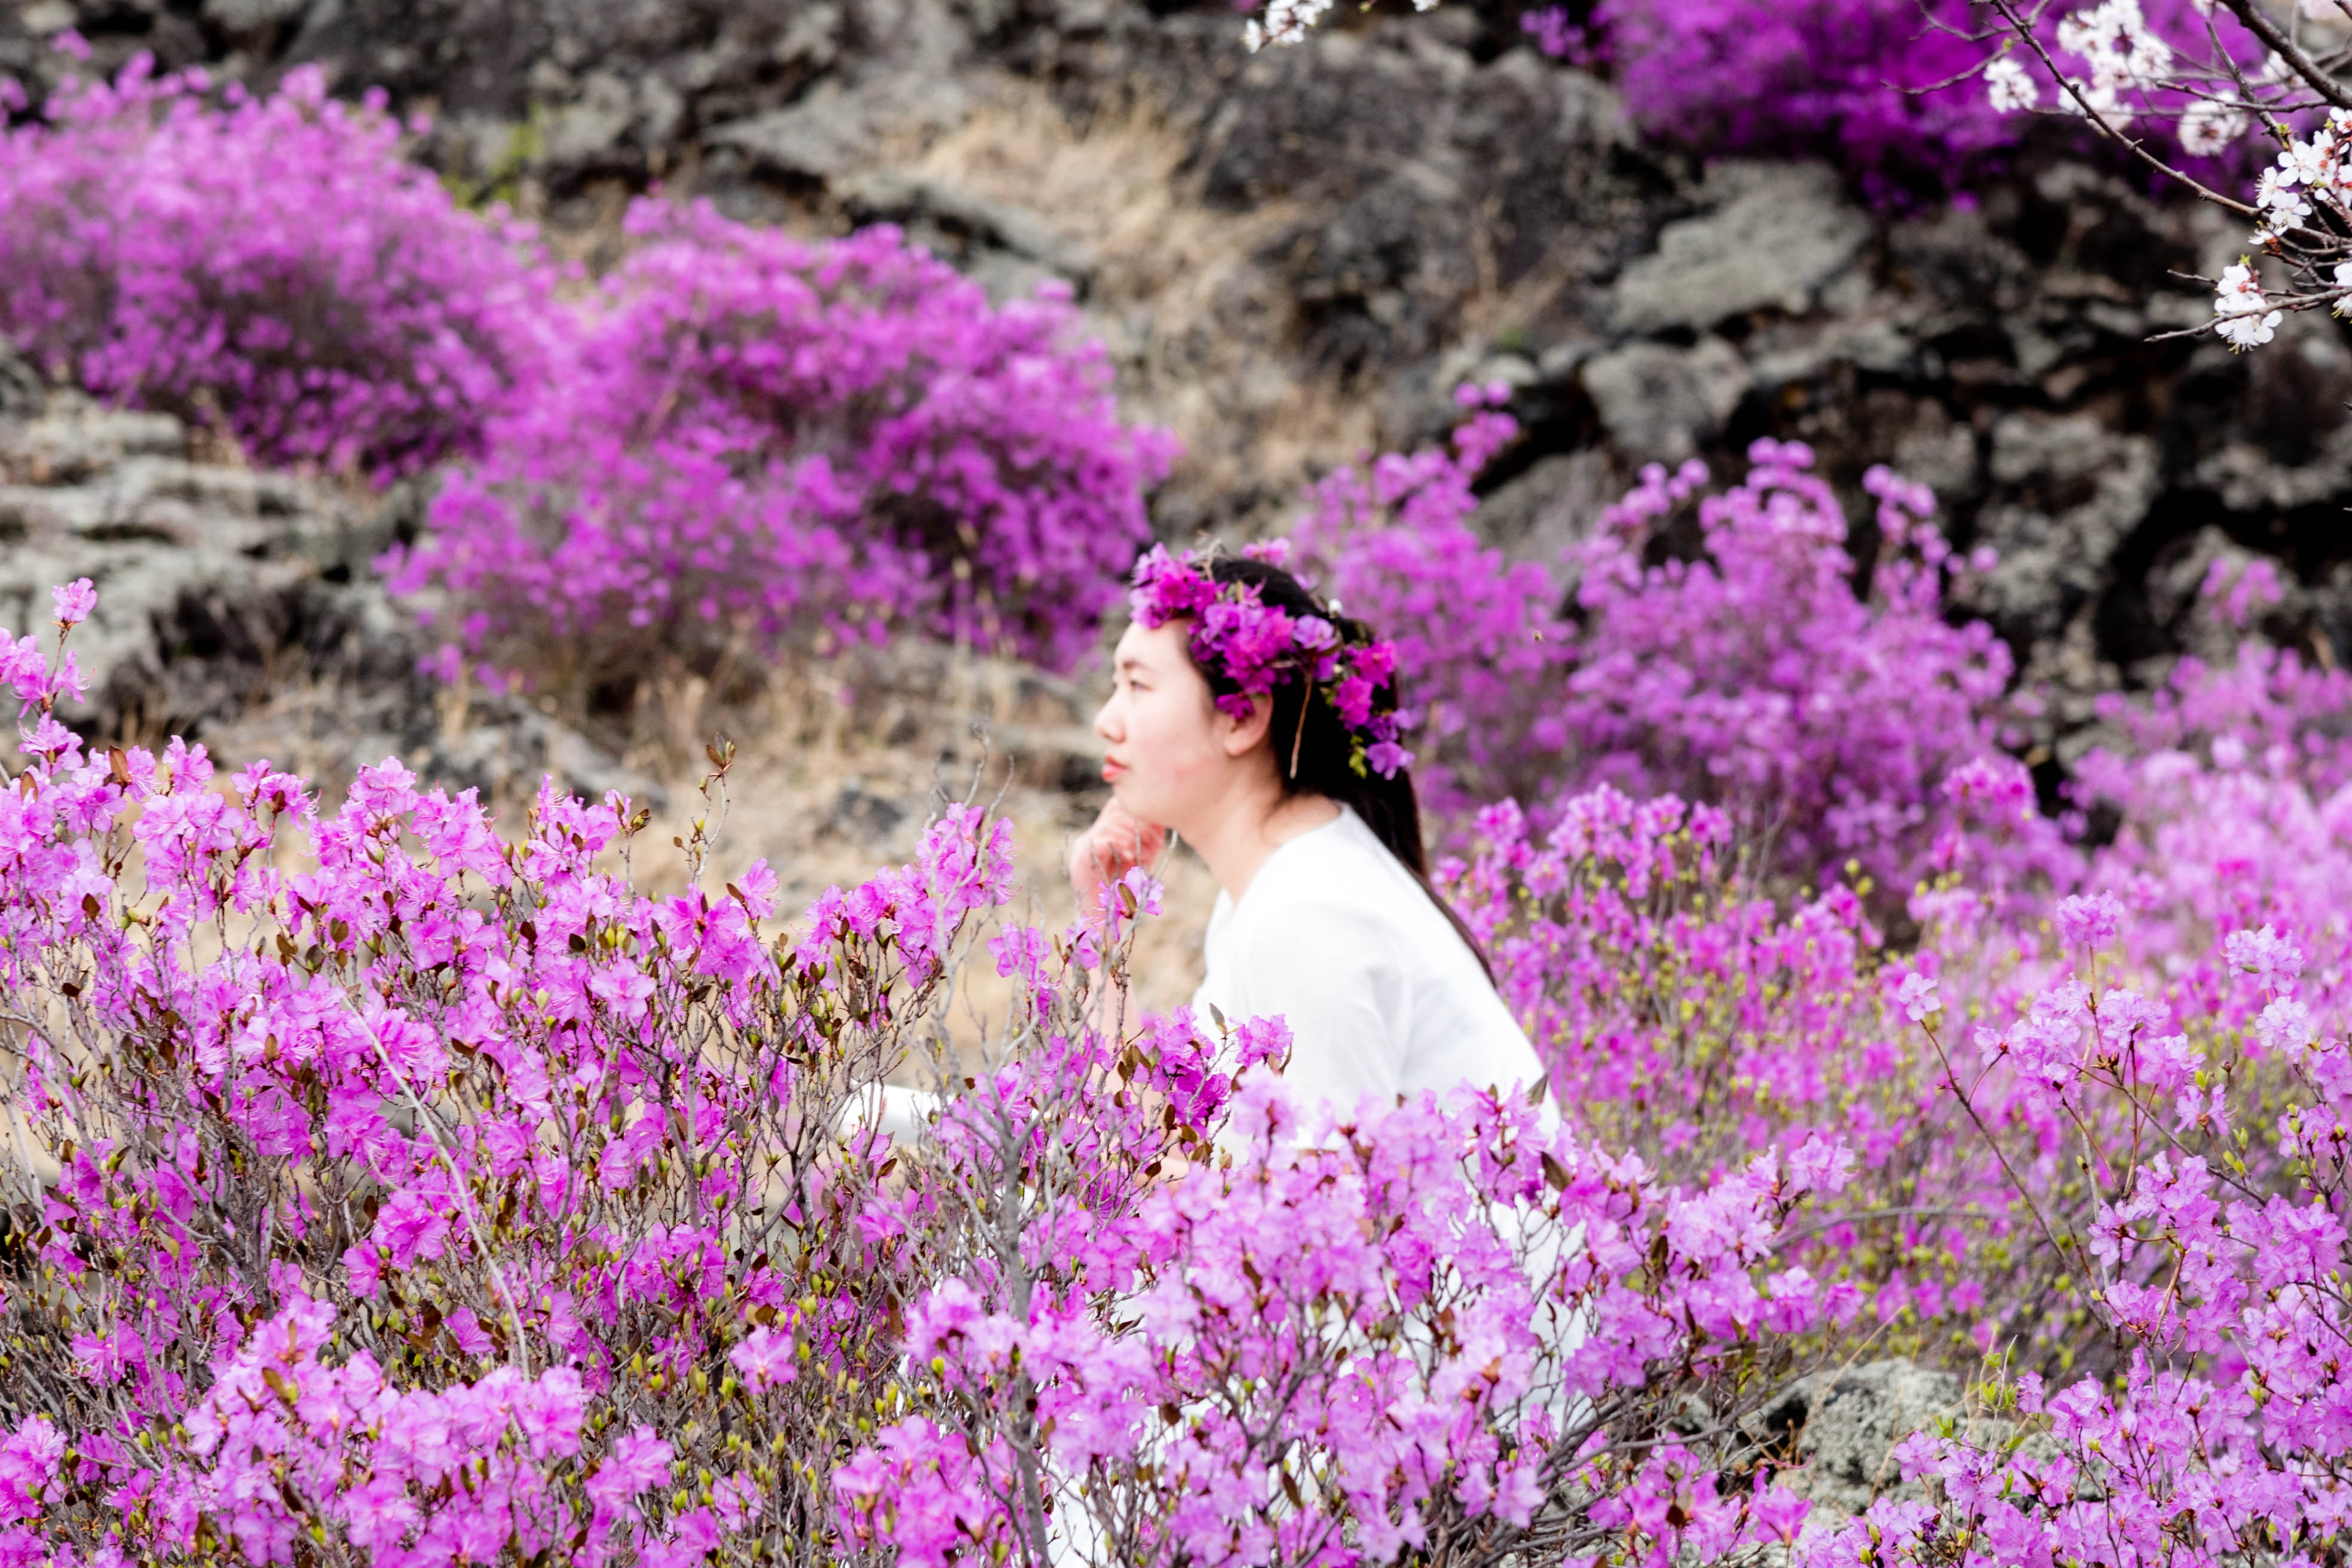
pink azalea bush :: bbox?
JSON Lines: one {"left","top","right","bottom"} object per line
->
{"left": 1563, "top": 442, "right": 2035, "bottom": 890}
{"left": 0, "top": 57, "right": 551, "bottom": 482}
{"left": 0, "top": 583, "right": 993, "bottom": 1561}
{"left": 1797, "top": 911, "right": 2352, "bottom": 1568}
{"left": 849, "top": 1086, "right": 1858, "bottom": 1568}
{"left": 1434, "top": 654, "right": 2352, "bottom": 1554}
{"left": 1788, "top": 517, "right": 2352, "bottom": 1568}
{"left": 1290, "top": 390, "right": 1571, "bottom": 813}
{"left": 1438, "top": 783, "right": 2064, "bottom": 1364}
{"left": 388, "top": 200, "right": 1176, "bottom": 689}
{"left": 9, "top": 546, "right": 2352, "bottom": 1563}
{"left": 0, "top": 54, "right": 1170, "bottom": 684}
{"left": 1590, "top": 0, "right": 2017, "bottom": 201}
{"left": 1300, "top": 421, "right": 2028, "bottom": 895}
{"left": 1442, "top": 788, "right": 1898, "bottom": 1173}
{"left": 1259, "top": 0, "right": 2263, "bottom": 201}
{"left": 0, "top": 582, "right": 1856, "bottom": 1566}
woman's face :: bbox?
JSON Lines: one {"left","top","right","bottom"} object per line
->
{"left": 1093, "top": 620, "right": 1264, "bottom": 834}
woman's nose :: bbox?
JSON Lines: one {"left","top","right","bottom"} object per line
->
{"left": 1093, "top": 693, "right": 1120, "bottom": 742}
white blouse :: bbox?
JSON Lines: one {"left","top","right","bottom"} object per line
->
{"left": 1192, "top": 805, "right": 1545, "bottom": 1122}
{"left": 858, "top": 806, "right": 1545, "bottom": 1144}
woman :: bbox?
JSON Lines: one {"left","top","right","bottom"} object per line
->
{"left": 1070, "top": 545, "right": 1546, "bottom": 1125}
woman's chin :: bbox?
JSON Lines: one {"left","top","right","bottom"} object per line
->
{"left": 1108, "top": 780, "right": 1163, "bottom": 828}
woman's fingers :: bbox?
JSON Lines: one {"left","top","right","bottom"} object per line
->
{"left": 1096, "top": 802, "right": 1166, "bottom": 875}
{"left": 1070, "top": 801, "right": 1167, "bottom": 902}
{"left": 1068, "top": 808, "right": 1119, "bottom": 898}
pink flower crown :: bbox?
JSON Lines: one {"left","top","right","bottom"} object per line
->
{"left": 1128, "top": 543, "right": 1414, "bottom": 780}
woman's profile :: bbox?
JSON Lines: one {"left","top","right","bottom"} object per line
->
{"left": 1070, "top": 543, "right": 1547, "bottom": 1126}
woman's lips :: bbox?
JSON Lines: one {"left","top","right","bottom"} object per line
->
{"left": 1101, "top": 758, "right": 1126, "bottom": 782}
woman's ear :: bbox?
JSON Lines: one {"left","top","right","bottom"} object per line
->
{"left": 1215, "top": 694, "right": 1275, "bottom": 760}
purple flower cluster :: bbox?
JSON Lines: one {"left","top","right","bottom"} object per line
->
{"left": 9, "top": 556, "right": 2352, "bottom": 1563}
{"left": 1298, "top": 415, "right": 2032, "bottom": 894}
{"left": 0, "top": 578, "right": 1041, "bottom": 1563}
{"left": 1585, "top": 0, "right": 2264, "bottom": 200}
{"left": 0, "top": 58, "right": 552, "bottom": 481}
{"left": 390, "top": 199, "right": 1175, "bottom": 685}
{"left": 846, "top": 1086, "right": 1857, "bottom": 1566}
{"left": 1557, "top": 440, "right": 2022, "bottom": 888}
{"left": 1128, "top": 541, "right": 1413, "bottom": 778}
{"left": 0, "top": 56, "right": 1171, "bottom": 679}
{"left": 1797, "top": 904, "right": 2352, "bottom": 1568}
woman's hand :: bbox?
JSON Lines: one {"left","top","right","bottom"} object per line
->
{"left": 1068, "top": 798, "right": 1168, "bottom": 912}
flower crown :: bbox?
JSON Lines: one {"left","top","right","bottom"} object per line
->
{"left": 1128, "top": 542, "right": 1414, "bottom": 780}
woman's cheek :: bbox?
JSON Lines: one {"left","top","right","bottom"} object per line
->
{"left": 1125, "top": 700, "right": 1191, "bottom": 817}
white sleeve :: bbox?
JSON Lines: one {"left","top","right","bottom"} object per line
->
{"left": 1220, "top": 898, "right": 1410, "bottom": 1120}
{"left": 840, "top": 1083, "right": 941, "bottom": 1143}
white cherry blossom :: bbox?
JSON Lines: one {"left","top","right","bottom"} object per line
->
{"left": 2179, "top": 99, "right": 2246, "bottom": 156}
{"left": 2252, "top": 165, "right": 2315, "bottom": 243}
{"left": 1243, "top": 0, "right": 1332, "bottom": 50}
{"left": 2215, "top": 262, "right": 2283, "bottom": 350}
{"left": 2280, "top": 132, "right": 2337, "bottom": 188}
{"left": 1986, "top": 55, "right": 2039, "bottom": 112}
{"left": 2056, "top": 74, "right": 2132, "bottom": 126}
{"left": 2056, "top": 0, "right": 2170, "bottom": 88}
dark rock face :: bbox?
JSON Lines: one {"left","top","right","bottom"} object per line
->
{"left": 7, "top": 0, "right": 2351, "bottom": 763}
{"left": 1183, "top": 32, "right": 1647, "bottom": 379}
{"left": 0, "top": 387, "right": 666, "bottom": 809}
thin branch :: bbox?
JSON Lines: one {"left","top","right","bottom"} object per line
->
{"left": 2214, "top": 0, "right": 2352, "bottom": 111}
{"left": 1986, "top": 0, "right": 2261, "bottom": 216}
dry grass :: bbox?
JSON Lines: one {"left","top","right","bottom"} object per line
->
{"left": 910, "top": 84, "right": 1382, "bottom": 526}
{"left": 619, "top": 654, "right": 1219, "bottom": 1025}
{"left": 201, "top": 644, "right": 1220, "bottom": 1032}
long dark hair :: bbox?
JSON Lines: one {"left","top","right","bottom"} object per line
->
{"left": 1193, "top": 557, "right": 1496, "bottom": 984}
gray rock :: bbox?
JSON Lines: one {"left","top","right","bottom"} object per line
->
{"left": 823, "top": 778, "right": 911, "bottom": 852}
{"left": 1762, "top": 1359, "right": 1965, "bottom": 1518}
{"left": 1190, "top": 35, "right": 1643, "bottom": 372}
{"left": 0, "top": 386, "right": 662, "bottom": 811}
{"left": 0, "top": 535, "right": 312, "bottom": 741}
{"left": 2188, "top": 308, "right": 2352, "bottom": 512}
{"left": 1973, "top": 413, "right": 2161, "bottom": 644}
{"left": 1746, "top": 313, "right": 1916, "bottom": 389}
{"left": 215, "top": 666, "right": 668, "bottom": 813}
{"left": 1886, "top": 405, "right": 1982, "bottom": 506}
{"left": 706, "top": 101, "right": 869, "bottom": 181}
{"left": 2195, "top": 433, "right": 2352, "bottom": 514}
{"left": 705, "top": 71, "right": 972, "bottom": 183}
{"left": 0, "top": 399, "right": 355, "bottom": 738}
{"left": 1, "top": 402, "right": 185, "bottom": 480}
{"left": 774, "top": 2, "right": 844, "bottom": 70}
{"left": 1582, "top": 336, "right": 1752, "bottom": 463}
{"left": 540, "top": 69, "right": 637, "bottom": 170}
{"left": 1472, "top": 450, "right": 1613, "bottom": 568}
{"left": 1612, "top": 163, "right": 1872, "bottom": 335}
{"left": 637, "top": 74, "right": 686, "bottom": 151}
{"left": 16, "top": 1, "right": 78, "bottom": 37}
{"left": 838, "top": 170, "right": 1095, "bottom": 286}
{"left": 0, "top": 344, "right": 44, "bottom": 421}
{"left": 202, "top": 0, "right": 309, "bottom": 30}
